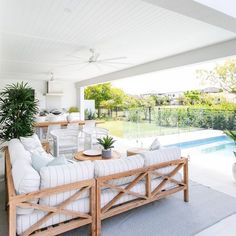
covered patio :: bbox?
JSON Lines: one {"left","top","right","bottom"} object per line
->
{"left": 1, "top": 0, "right": 236, "bottom": 235}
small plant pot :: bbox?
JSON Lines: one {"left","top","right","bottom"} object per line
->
{"left": 232, "top": 163, "right": 236, "bottom": 181}
{"left": 102, "top": 149, "right": 112, "bottom": 159}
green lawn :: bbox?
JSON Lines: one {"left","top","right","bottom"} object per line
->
{"left": 98, "top": 120, "right": 201, "bottom": 138}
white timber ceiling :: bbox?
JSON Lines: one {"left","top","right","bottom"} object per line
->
{"left": 0, "top": 0, "right": 236, "bottom": 83}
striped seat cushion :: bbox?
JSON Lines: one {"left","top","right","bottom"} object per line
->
{"left": 140, "top": 147, "right": 181, "bottom": 176}
{"left": 39, "top": 161, "right": 94, "bottom": 207}
{"left": 16, "top": 197, "right": 90, "bottom": 235}
{"left": 94, "top": 155, "right": 144, "bottom": 186}
{"left": 17, "top": 173, "right": 182, "bottom": 235}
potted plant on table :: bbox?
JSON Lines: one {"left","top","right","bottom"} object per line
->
{"left": 224, "top": 130, "right": 236, "bottom": 180}
{"left": 97, "top": 135, "right": 116, "bottom": 159}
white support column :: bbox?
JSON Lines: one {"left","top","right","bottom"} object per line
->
{"left": 77, "top": 86, "right": 85, "bottom": 120}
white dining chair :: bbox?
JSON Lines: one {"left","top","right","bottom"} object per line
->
{"left": 46, "top": 124, "right": 61, "bottom": 140}
{"left": 83, "top": 127, "right": 109, "bottom": 149}
{"left": 67, "top": 123, "right": 79, "bottom": 130}
{"left": 83, "top": 120, "right": 96, "bottom": 128}
{"left": 50, "top": 129, "right": 81, "bottom": 157}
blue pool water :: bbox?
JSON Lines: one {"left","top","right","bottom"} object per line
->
{"left": 167, "top": 135, "right": 236, "bottom": 155}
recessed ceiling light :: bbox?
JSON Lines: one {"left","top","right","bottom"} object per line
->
{"left": 64, "top": 8, "right": 72, "bottom": 14}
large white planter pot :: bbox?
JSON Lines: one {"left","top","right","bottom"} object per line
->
{"left": 67, "top": 112, "right": 80, "bottom": 122}
{"left": 233, "top": 163, "right": 236, "bottom": 181}
{"left": 67, "top": 114, "right": 73, "bottom": 122}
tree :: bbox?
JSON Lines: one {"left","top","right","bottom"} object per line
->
{"left": 139, "top": 96, "right": 155, "bottom": 108}
{"left": 110, "top": 87, "right": 125, "bottom": 116}
{"left": 151, "top": 95, "right": 170, "bottom": 106}
{"left": 139, "top": 96, "right": 155, "bottom": 122}
{"left": 200, "top": 94, "right": 214, "bottom": 106}
{"left": 85, "top": 83, "right": 126, "bottom": 118}
{"left": 85, "top": 83, "right": 113, "bottom": 117}
{"left": 100, "top": 99, "right": 115, "bottom": 117}
{"left": 183, "top": 90, "right": 201, "bottom": 105}
{"left": 123, "top": 95, "right": 139, "bottom": 109}
{"left": 197, "top": 59, "right": 236, "bottom": 93}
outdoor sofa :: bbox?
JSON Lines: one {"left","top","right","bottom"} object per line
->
{"left": 5, "top": 136, "right": 188, "bottom": 236}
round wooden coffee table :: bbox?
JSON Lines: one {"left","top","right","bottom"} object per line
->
{"left": 127, "top": 147, "right": 147, "bottom": 156}
{"left": 74, "top": 150, "right": 121, "bottom": 161}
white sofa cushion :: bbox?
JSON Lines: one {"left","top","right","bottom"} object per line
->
{"left": 39, "top": 161, "right": 94, "bottom": 206}
{"left": 94, "top": 155, "right": 144, "bottom": 186}
{"left": 20, "top": 134, "right": 43, "bottom": 151}
{"left": 12, "top": 159, "right": 40, "bottom": 214}
{"left": 16, "top": 173, "right": 182, "bottom": 235}
{"left": 16, "top": 197, "right": 90, "bottom": 235}
{"left": 20, "top": 134, "right": 51, "bottom": 158}
{"left": 140, "top": 147, "right": 181, "bottom": 175}
{"left": 8, "top": 139, "right": 31, "bottom": 166}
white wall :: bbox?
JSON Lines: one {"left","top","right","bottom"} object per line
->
{"left": 84, "top": 99, "right": 95, "bottom": 112}
{"left": 46, "top": 81, "right": 77, "bottom": 111}
{"left": 45, "top": 95, "right": 62, "bottom": 111}
{"left": 0, "top": 78, "right": 77, "bottom": 112}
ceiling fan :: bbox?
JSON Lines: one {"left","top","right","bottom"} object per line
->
{"left": 54, "top": 48, "right": 132, "bottom": 71}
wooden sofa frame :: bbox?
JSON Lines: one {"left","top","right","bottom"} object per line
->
{"left": 5, "top": 149, "right": 96, "bottom": 236}
{"left": 95, "top": 157, "right": 188, "bottom": 236}
{"left": 5, "top": 148, "right": 188, "bottom": 236}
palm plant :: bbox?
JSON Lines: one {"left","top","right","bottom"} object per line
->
{"left": 97, "top": 135, "right": 116, "bottom": 150}
{"left": 0, "top": 82, "right": 38, "bottom": 142}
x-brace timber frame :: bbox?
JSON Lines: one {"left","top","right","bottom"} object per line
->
{"left": 5, "top": 149, "right": 96, "bottom": 236}
{"left": 95, "top": 158, "right": 188, "bottom": 236}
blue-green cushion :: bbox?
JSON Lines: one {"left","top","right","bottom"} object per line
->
{"left": 31, "top": 154, "right": 51, "bottom": 172}
{"left": 31, "top": 154, "right": 67, "bottom": 172}
{"left": 47, "top": 156, "right": 67, "bottom": 167}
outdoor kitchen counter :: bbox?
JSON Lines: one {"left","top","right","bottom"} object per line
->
{"left": 34, "top": 120, "right": 105, "bottom": 140}
{"left": 34, "top": 120, "right": 104, "bottom": 127}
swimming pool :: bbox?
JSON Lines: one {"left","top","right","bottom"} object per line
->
{"left": 168, "top": 135, "right": 236, "bottom": 155}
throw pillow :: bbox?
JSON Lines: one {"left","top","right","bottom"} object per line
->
{"left": 32, "top": 153, "right": 67, "bottom": 172}
{"left": 47, "top": 156, "right": 67, "bottom": 167}
{"left": 149, "top": 138, "right": 161, "bottom": 151}
{"left": 31, "top": 153, "right": 52, "bottom": 172}
{"left": 20, "top": 133, "right": 45, "bottom": 155}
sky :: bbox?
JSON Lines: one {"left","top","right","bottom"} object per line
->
{"left": 111, "top": 57, "right": 231, "bottom": 95}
